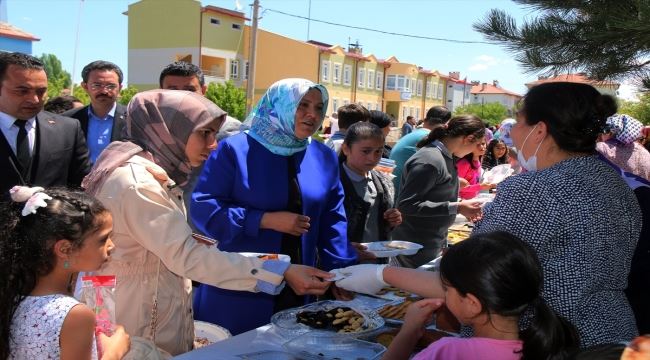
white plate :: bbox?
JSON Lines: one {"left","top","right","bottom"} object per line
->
{"left": 361, "top": 241, "right": 423, "bottom": 258}
{"left": 239, "top": 252, "right": 291, "bottom": 262}
{"left": 194, "top": 320, "right": 231, "bottom": 345}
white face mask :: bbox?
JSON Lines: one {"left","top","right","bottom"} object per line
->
{"left": 517, "top": 124, "right": 544, "bottom": 171}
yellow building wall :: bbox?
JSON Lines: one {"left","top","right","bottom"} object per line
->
{"left": 240, "top": 27, "right": 319, "bottom": 104}
{"left": 128, "top": 0, "right": 200, "bottom": 49}
{"left": 200, "top": 12, "right": 245, "bottom": 52}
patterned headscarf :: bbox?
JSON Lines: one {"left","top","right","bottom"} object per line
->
{"left": 83, "top": 90, "right": 226, "bottom": 195}
{"left": 497, "top": 118, "right": 517, "bottom": 147}
{"left": 606, "top": 114, "right": 644, "bottom": 144}
{"left": 243, "top": 78, "right": 329, "bottom": 156}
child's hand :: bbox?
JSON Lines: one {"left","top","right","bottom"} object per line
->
{"left": 402, "top": 298, "right": 445, "bottom": 335}
{"left": 383, "top": 208, "right": 402, "bottom": 227}
{"left": 99, "top": 325, "right": 130, "bottom": 360}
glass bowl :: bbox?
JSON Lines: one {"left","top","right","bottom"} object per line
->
{"left": 270, "top": 300, "right": 384, "bottom": 338}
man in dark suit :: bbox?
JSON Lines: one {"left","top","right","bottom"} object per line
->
{"left": 63, "top": 60, "right": 126, "bottom": 163}
{"left": 0, "top": 52, "right": 91, "bottom": 196}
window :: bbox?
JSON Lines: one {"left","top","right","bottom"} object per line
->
{"left": 244, "top": 61, "right": 249, "bottom": 80}
{"left": 210, "top": 18, "right": 220, "bottom": 25}
{"left": 367, "top": 102, "right": 372, "bottom": 111}
{"left": 230, "top": 60, "right": 239, "bottom": 79}
{"left": 386, "top": 75, "right": 396, "bottom": 90}
{"left": 333, "top": 63, "right": 341, "bottom": 84}
{"left": 332, "top": 99, "right": 339, "bottom": 114}
{"left": 411, "top": 78, "right": 416, "bottom": 94}
{"left": 321, "top": 61, "right": 330, "bottom": 82}
{"left": 368, "top": 70, "right": 374, "bottom": 89}
{"left": 343, "top": 65, "right": 352, "bottom": 86}
{"left": 426, "top": 81, "right": 432, "bottom": 99}
{"left": 376, "top": 72, "right": 383, "bottom": 90}
{"left": 417, "top": 80, "right": 423, "bottom": 96}
{"left": 402, "top": 107, "right": 408, "bottom": 122}
{"left": 397, "top": 75, "right": 408, "bottom": 90}
{"left": 438, "top": 84, "right": 444, "bottom": 99}
{"left": 232, "top": 23, "right": 241, "bottom": 30}
{"left": 358, "top": 69, "right": 365, "bottom": 88}
{"left": 416, "top": 108, "right": 420, "bottom": 120}
{"left": 410, "top": 107, "right": 415, "bottom": 116}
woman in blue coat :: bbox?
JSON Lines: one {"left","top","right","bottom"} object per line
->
{"left": 191, "top": 78, "right": 357, "bottom": 335}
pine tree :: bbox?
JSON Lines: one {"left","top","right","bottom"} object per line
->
{"left": 473, "top": 0, "right": 650, "bottom": 89}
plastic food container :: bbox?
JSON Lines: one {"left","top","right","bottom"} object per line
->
{"left": 361, "top": 240, "right": 423, "bottom": 258}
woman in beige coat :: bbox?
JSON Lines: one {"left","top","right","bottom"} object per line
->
{"left": 82, "top": 90, "right": 332, "bottom": 356}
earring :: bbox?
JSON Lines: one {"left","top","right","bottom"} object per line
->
{"left": 63, "top": 260, "right": 70, "bottom": 269}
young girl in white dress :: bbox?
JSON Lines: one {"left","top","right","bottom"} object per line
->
{"left": 1, "top": 186, "right": 130, "bottom": 359}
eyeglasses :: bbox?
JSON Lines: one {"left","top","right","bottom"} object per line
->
{"left": 89, "top": 83, "right": 119, "bottom": 91}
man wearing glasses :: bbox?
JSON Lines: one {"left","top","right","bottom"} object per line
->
{"left": 63, "top": 60, "right": 127, "bottom": 163}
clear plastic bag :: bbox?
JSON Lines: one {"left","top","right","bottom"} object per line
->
{"left": 80, "top": 275, "right": 116, "bottom": 358}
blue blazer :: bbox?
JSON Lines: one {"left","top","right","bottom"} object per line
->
{"left": 191, "top": 133, "right": 356, "bottom": 334}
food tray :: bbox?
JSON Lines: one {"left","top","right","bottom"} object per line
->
{"left": 239, "top": 252, "right": 291, "bottom": 262}
{"left": 283, "top": 333, "right": 386, "bottom": 360}
{"left": 270, "top": 300, "right": 384, "bottom": 338}
{"left": 360, "top": 241, "right": 423, "bottom": 258}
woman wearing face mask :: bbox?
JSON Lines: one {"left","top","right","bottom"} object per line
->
{"left": 81, "top": 90, "right": 332, "bottom": 356}
{"left": 472, "top": 82, "right": 642, "bottom": 347}
{"left": 190, "top": 79, "right": 357, "bottom": 335}
{"left": 392, "top": 115, "right": 485, "bottom": 268}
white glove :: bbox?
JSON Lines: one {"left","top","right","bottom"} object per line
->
{"left": 335, "top": 264, "right": 388, "bottom": 295}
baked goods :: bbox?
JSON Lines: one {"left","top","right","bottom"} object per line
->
{"left": 374, "top": 329, "right": 451, "bottom": 349}
{"left": 296, "top": 307, "right": 367, "bottom": 333}
{"left": 378, "top": 298, "right": 417, "bottom": 320}
{"left": 193, "top": 336, "right": 212, "bottom": 348}
{"left": 257, "top": 253, "right": 279, "bottom": 260}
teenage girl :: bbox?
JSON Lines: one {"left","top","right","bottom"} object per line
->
{"left": 339, "top": 122, "right": 402, "bottom": 261}
{"left": 0, "top": 186, "right": 130, "bottom": 359}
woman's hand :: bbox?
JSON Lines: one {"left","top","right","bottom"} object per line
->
{"left": 260, "top": 211, "right": 310, "bottom": 236}
{"left": 98, "top": 325, "right": 130, "bottom": 360}
{"left": 402, "top": 298, "right": 444, "bottom": 335}
{"left": 284, "top": 264, "right": 332, "bottom": 295}
{"left": 479, "top": 183, "right": 496, "bottom": 191}
{"left": 350, "top": 242, "right": 376, "bottom": 261}
{"left": 458, "top": 200, "right": 482, "bottom": 222}
{"left": 383, "top": 208, "right": 402, "bottom": 228}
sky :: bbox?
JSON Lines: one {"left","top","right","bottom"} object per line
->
{"left": 4, "top": 0, "right": 638, "bottom": 98}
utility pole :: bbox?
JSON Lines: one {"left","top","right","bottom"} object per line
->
{"left": 245, "top": 0, "right": 260, "bottom": 115}
{"left": 307, "top": 0, "right": 312, "bottom": 40}
{"left": 70, "top": 0, "right": 84, "bottom": 93}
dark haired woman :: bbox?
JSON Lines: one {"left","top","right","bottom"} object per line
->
{"left": 392, "top": 115, "right": 485, "bottom": 268}
{"left": 482, "top": 139, "right": 509, "bottom": 170}
{"left": 472, "top": 82, "right": 642, "bottom": 347}
{"left": 368, "top": 110, "right": 393, "bottom": 158}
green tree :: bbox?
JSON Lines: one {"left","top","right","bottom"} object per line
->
{"left": 619, "top": 93, "right": 650, "bottom": 125}
{"left": 118, "top": 85, "right": 139, "bottom": 106}
{"left": 39, "top": 53, "right": 71, "bottom": 97}
{"left": 453, "top": 102, "right": 509, "bottom": 126}
{"left": 205, "top": 81, "right": 246, "bottom": 120}
{"left": 474, "top": 1, "right": 650, "bottom": 89}
{"left": 72, "top": 84, "right": 90, "bottom": 105}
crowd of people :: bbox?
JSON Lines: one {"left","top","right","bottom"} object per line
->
{"left": 0, "top": 50, "right": 648, "bottom": 359}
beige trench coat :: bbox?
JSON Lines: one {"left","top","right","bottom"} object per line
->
{"left": 90, "top": 156, "right": 283, "bottom": 356}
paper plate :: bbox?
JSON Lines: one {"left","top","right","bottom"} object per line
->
{"left": 239, "top": 252, "right": 291, "bottom": 262}
{"left": 194, "top": 320, "right": 231, "bottom": 347}
{"left": 361, "top": 241, "right": 423, "bottom": 258}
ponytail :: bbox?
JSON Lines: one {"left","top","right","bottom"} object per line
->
{"left": 416, "top": 114, "right": 485, "bottom": 148}
{"left": 416, "top": 124, "right": 447, "bottom": 148}
{"left": 519, "top": 298, "right": 580, "bottom": 360}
